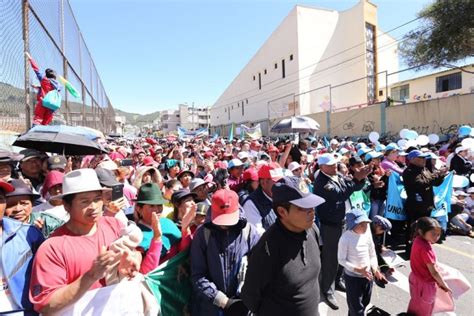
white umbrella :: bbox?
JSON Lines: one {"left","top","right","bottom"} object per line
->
{"left": 270, "top": 116, "right": 320, "bottom": 133}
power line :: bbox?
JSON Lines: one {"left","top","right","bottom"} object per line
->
{"left": 214, "top": 16, "right": 424, "bottom": 107}
{"left": 213, "top": 30, "right": 417, "bottom": 112}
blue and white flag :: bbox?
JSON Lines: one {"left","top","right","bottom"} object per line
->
{"left": 385, "top": 171, "right": 454, "bottom": 223}
{"left": 431, "top": 172, "right": 454, "bottom": 230}
{"left": 384, "top": 172, "right": 407, "bottom": 221}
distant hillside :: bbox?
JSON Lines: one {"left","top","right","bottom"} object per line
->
{"left": 115, "top": 109, "right": 161, "bottom": 126}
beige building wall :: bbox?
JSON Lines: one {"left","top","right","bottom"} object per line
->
{"left": 389, "top": 65, "right": 474, "bottom": 103}
{"left": 306, "top": 94, "right": 473, "bottom": 138}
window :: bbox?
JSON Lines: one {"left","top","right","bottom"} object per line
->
{"left": 281, "top": 59, "right": 286, "bottom": 78}
{"left": 436, "top": 72, "right": 461, "bottom": 92}
{"left": 258, "top": 73, "right": 262, "bottom": 90}
{"left": 274, "top": 63, "right": 278, "bottom": 69}
{"left": 379, "top": 90, "right": 383, "bottom": 96}
{"left": 264, "top": 69, "right": 267, "bottom": 75}
{"left": 228, "top": 107, "right": 230, "bottom": 120}
{"left": 253, "top": 75, "right": 255, "bottom": 81}
{"left": 290, "top": 54, "right": 293, "bottom": 61}
{"left": 242, "top": 101, "right": 245, "bottom": 116}
{"left": 246, "top": 99, "right": 248, "bottom": 104}
{"left": 391, "top": 84, "right": 410, "bottom": 101}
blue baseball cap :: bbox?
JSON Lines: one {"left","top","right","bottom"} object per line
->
{"left": 318, "top": 153, "right": 338, "bottom": 165}
{"left": 356, "top": 142, "right": 367, "bottom": 150}
{"left": 407, "top": 150, "right": 429, "bottom": 160}
{"left": 346, "top": 208, "right": 371, "bottom": 230}
{"left": 385, "top": 143, "right": 400, "bottom": 152}
{"left": 339, "top": 148, "right": 350, "bottom": 155}
{"left": 357, "top": 147, "right": 373, "bottom": 157}
{"left": 375, "top": 144, "right": 386, "bottom": 152}
{"left": 272, "top": 176, "right": 325, "bottom": 208}
{"left": 365, "top": 151, "right": 383, "bottom": 162}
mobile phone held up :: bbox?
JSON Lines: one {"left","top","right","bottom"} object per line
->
{"left": 120, "top": 159, "right": 133, "bottom": 167}
{"left": 111, "top": 184, "right": 124, "bottom": 201}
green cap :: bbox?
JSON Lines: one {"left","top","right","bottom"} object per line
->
{"left": 134, "top": 183, "right": 166, "bottom": 205}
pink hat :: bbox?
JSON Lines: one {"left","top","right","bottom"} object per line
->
{"left": 41, "top": 170, "right": 64, "bottom": 197}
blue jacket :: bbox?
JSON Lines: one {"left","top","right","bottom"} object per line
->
{"left": 190, "top": 213, "right": 259, "bottom": 316}
{"left": 2, "top": 218, "right": 44, "bottom": 315}
{"left": 313, "top": 172, "right": 364, "bottom": 225}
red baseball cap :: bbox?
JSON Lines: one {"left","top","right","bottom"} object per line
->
{"left": 0, "top": 179, "right": 14, "bottom": 194}
{"left": 204, "top": 151, "right": 215, "bottom": 158}
{"left": 211, "top": 189, "right": 240, "bottom": 226}
{"left": 143, "top": 156, "right": 157, "bottom": 167}
{"left": 243, "top": 167, "right": 258, "bottom": 181}
{"left": 258, "top": 162, "right": 284, "bottom": 181}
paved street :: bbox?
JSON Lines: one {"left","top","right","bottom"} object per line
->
{"left": 319, "top": 235, "right": 474, "bottom": 315}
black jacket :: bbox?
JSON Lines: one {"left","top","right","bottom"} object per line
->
{"left": 402, "top": 164, "right": 445, "bottom": 220}
{"left": 313, "top": 172, "right": 365, "bottom": 225}
{"left": 241, "top": 220, "right": 321, "bottom": 316}
{"left": 450, "top": 154, "right": 472, "bottom": 176}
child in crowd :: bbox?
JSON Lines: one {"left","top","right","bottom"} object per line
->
{"left": 407, "top": 217, "right": 451, "bottom": 315}
{"left": 338, "top": 208, "right": 386, "bottom": 316}
{"left": 449, "top": 190, "right": 474, "bottom": 237}
{"left": 370, "top": 215, "right": 394, "bottom": 287}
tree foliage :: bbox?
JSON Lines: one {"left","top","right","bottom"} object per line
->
{"left": 400, "top": 0, "right": 474, "bottom": 72}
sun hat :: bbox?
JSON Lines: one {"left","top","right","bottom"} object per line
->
{"left": 346, "top": 208, "right": 371, "bottom": 230}
{"left": 272, "top": 176, "right": 325, "bottom": 208}
{"left": 134, "top": 183, "right": 166, "bottom": 205}
{"left": 237, "top": 152, "right": 249, "bottom": 160}
{"left": 6, "top": 179, "right": 40, "bottom": 199}
{"left": 177, "top": 170, "right": 195, "bottom": 180}
{"left": 171, "top": 189, "right": 197, "bottom": 206}
{"left": 288, "top": 161, "right": 302, "bottom": 172}
{"left": 211, "top": 189, "right": 240, "bottom": 226}
{"left": 51, "top": 168, "right": 109, "bottom": 200}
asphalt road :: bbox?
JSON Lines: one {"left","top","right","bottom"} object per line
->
{"left": 318, "top": 235, "right": 474, "bottom": 315}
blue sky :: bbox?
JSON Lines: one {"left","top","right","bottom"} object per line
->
{"left": 69, "top": 0, "right": 436, "bottom": 114}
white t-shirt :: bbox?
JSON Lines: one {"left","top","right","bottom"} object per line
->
{"left": 33, "top": 202, "right": 70, "bottom": 222}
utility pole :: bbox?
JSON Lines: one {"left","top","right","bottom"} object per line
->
{"left": 192, "top": 102, "right": 195, "bottom": 131}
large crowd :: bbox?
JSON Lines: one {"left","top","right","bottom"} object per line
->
{"left": 0, "top": 129, "right": 473, "bottom": 315}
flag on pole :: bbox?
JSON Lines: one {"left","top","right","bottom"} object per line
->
{"left": 229, "top": 123, "right": 235, "bottom": 141}
{"left": 58, "top": 76, "right": 81, "bottom": 98}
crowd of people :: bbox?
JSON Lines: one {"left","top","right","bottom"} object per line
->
{"left": 0, "top": 130, "right": 473, "bottom": 315}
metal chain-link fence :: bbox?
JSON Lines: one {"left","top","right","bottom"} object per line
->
{"left": 0, "top": 0, "right": 115, "bottom": 133}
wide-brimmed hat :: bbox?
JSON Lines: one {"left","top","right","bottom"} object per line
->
{"left": 51, "top": 168, "right": 109, "bottom": 200}
{"left": 6, "top": 179, "right": 40, "bottom": 199}
{"left": 134, "top": 183, "right": 166, "bottom": 205}
{"left": 0, "top": 150, "right": 24, "bottom": 164}
{"left": 346, "top": 208, "right": 371, "bottom": 230}
{"left": 171, "top": 189, "right": 197, "bottom": 206}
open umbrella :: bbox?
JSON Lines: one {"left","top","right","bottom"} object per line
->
{"left": 29, "top": 125, "right": 102, "bottom": 140}
{"left": 270, "top": 116, "right": 320, "bottom": 133}
{"left": 13, "top": 129, "right": 107, "bottom": 155}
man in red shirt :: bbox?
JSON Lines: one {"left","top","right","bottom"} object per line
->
{"left": 29, "top": 169, "right": 142, "bottom": 314}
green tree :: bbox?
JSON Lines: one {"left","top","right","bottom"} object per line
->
{"left": 400, "top": 0, "right": 474, "bottom": 73}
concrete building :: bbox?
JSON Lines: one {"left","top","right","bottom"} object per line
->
{"left": 210, "top": 0, "right": 399, "bottom": 135}
{"left": 160, "top": 109, "right": 181, "bottom": 134}
{"left": 387, "top": 64, "right": 474, "bottom": 104}
{"left": 179, "top": 104, "right": 210, "bottom": 130}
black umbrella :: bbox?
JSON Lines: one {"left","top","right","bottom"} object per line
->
{"left": 270, "top": 116, "right": 320, "bottom": 133}
{"left": 13, "top": 130, "right": 107, "bottom": 155}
